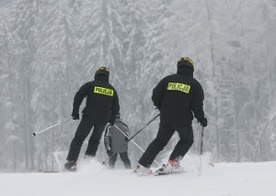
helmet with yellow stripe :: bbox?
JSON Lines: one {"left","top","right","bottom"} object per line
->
{"left": 95, "top": 66, "right": 110, "bottom": 77}
{"left": 177, "top": 57, "right": 194, "bottom": 72}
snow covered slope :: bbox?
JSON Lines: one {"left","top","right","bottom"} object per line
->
{"left": 1, "top": 157, "right": 276, "bottom": 196}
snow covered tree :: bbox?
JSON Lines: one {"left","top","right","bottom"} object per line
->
{"left": 1, "top": 0, "right": 276, "bottom": 172}
{"left": 30, "top": 0, "right": 78, "bottom": 170}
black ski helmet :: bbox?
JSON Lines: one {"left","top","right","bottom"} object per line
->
{"left": 177, "top": 57, "right": 194, "bottom": 72}
{"left": 95, "top": 66, "right": 110, "bottom": 78}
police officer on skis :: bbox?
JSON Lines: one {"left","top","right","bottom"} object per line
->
{"left": 135, "top": 57, "right": 207, "bottom": 174}
{"left": 64, "top": 66, "right": 120, "bottom": 171}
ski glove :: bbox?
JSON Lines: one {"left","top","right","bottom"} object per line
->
{"left": 199, "top": 117, "right": 207, "bottom": 127}
{"left": 71, "top": 110, "right": 79, "bottom": 120}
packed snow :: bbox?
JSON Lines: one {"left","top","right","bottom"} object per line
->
{"left": 1, "top": 154, "right": 276, "bottom": 196}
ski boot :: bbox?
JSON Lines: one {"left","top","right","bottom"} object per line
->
{"left": 155, "top": 159, "right": 184, "bottom": 175}
{"left": 132, "top": 164, "right": 153, "bottom": 176}
{"left": 64, "top": 161, "right": 77, "bottom": 172}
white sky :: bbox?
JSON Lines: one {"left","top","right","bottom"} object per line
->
{"left": 1, "top": 154, "right": 276, "bottom": 196}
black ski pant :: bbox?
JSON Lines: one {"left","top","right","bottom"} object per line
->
{"left": 66, "top": 117, "right": 106, "bottom": 161}
{"left": 107, "top": 151, "right": 131, "bottom": 169}
{"left": 138, "top": 121, "right": 194, "bottom": 168}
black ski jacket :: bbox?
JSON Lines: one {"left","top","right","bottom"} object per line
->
{"left": 152, "top": 67, "right": 205, "bottom": 127}
{"left": 72, "top": 76, "right": 120, "bottom": 125}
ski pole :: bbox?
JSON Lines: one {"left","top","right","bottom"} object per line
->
{"left": 103, "top": 113, "right": 160, "bottom": 165}
{"left": 114, "top": 124, "right": 161, "bottom": 167}
{"left": 32, "top": 117, "right": 73, "bottom": 137}
{"left": 126, "top": 113, "right": 160, "bottom": 143}
{"left": 198, "top": 126, "right": 204, "bottom": 176}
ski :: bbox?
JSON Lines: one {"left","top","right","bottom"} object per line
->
{"left": 154, "top": 170, "right": 185, "bottom": 176}
{"left": 37, "top": 169, "right": 77, "bottom": 173}
{"left": 38, "top": 165, "right": 77, "bottom": 173}
{"left": 42, "top": 169, "right": 77, "bottom": 173}
{"left": 153, "top": 163, "right": 185, "bottom": 176}
{"left": 133, "top": 168, "right": 185, "bottom": 177}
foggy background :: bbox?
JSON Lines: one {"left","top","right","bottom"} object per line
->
{"left": 0, "top": 0, "right": 276, "bottom": 172}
